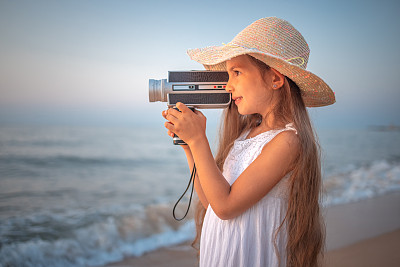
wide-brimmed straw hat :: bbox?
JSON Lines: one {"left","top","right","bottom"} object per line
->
{"left": 187, "top": 17, "right": 335, "bottom": 107}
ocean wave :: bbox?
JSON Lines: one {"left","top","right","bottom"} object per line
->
{"left": 323, "top": 159, "right": 400, "bottom": 206}
{"left": 0, "top": 203, "right": 195, "bottom": 267}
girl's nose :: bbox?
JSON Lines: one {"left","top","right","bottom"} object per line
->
{"left": 225, "top": 79, "right": 233, "bottom": 93}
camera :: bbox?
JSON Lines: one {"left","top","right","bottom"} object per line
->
{"left": 149, "top": 70, "right": 231, "bottom": 145}
{"left": 149, "top": 71, "right": 231, "bottom": 108}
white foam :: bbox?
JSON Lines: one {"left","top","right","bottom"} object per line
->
{"left": 323, "top": 160, "right": 400, "bottom": 207}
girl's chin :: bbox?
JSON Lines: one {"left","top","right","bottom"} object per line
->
{"left": 237, "top": 107, "right": 252, "bottom": 116}
{"left": 237, "top": 106, "right": 259, "bottom": 116}
{"left": 236, "top": 102, "right": 257, "bottom": 116}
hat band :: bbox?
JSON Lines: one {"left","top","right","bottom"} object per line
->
{"left": 222, "top": 42, "right": 306, "bottom": 67}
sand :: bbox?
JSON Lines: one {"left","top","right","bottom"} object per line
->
{"left": 104, "top": 192, "right": 400, "bottom": 267}
{"left": 324, "top": 229, "right": 400, "bottom": 267}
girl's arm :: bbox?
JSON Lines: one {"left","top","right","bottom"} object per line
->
{"left": 162, "top": 110, "right": 209, "bottom": 209}
{"left": 164, "top": 103, "right": 300, "bottom": 220}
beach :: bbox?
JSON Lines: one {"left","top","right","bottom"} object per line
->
{"left": 105, "top": 192, "right": 400, "bottom": 267}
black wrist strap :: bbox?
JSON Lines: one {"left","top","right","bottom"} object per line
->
{"left": 173, "top": 163, "right": 196, "bottom": 221}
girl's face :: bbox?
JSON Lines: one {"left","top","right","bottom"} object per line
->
{"left": 225, "top": 55, "right": 275, "bottom": 117}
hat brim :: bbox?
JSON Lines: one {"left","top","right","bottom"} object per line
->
{"left": 187, "top": 45, "right": 335, "bottom": 107}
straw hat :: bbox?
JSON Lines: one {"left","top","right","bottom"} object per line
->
{"left": 187, "top": 17, "right": 335, "bottom": 107}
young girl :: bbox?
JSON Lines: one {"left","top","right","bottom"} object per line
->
{"left": 162, "top": 17, "right": 335, "bottom": 267}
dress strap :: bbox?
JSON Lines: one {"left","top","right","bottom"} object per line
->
{"left": 284, "top": 123, "right": 298, "bottom": 135}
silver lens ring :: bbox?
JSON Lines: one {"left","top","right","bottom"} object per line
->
{"left": 148, "top": 79, "right": 162, "bottom": 102}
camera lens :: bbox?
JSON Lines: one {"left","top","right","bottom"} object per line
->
{"left": 149, "top": 79, "right": 162, "bottom": 102}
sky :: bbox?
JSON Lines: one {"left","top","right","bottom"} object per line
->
{"left": 0, "top": 0, "right": 399, "bottom": 129}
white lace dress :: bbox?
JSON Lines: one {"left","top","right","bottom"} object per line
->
{"left": 200, "top": 124, "right": 297, "bottom": 267}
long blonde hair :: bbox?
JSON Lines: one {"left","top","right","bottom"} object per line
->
{"left": 192, "top": 55, "right": 325, "bottom": 266}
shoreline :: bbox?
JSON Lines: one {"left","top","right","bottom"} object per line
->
{"left": 104, "top": 192, "right": 400, "bottom": 267}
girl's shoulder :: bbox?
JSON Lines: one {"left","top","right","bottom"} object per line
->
{"left": 269, "top": 128, "right": 299, "bottom": 149}
{"left": 268, "top": 123, "right": 299, "bottom": 146}
{"left": 260, "top": 125, "right": 300, "bottom": 162}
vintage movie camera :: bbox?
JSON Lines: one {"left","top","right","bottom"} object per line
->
{"left": 149, "top": 71, "right": 231, "bottom": 145}
{"left": 149, "top": 71, "right": 230, "bottom": 108}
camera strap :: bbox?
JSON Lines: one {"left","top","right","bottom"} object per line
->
{"left": 172, "top": 163, "right": 196, "bottom": 221}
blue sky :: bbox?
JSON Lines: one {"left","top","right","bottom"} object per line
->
{"left": 0, "top": 0, "right": 399, "bottom": 128}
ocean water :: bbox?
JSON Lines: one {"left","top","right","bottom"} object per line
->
{"left": 0, "top": 124, "right": 399, "bottom": 267}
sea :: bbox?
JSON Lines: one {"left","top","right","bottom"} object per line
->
{"left": 1, "top": 119, "right": 400, "bottom": 267}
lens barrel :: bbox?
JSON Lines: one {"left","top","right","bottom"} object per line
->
{"left": 149, "top": 79, "right": 162, "bottom": 102}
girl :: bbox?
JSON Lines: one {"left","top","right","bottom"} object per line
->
{"left": 162, "top": 17, "right": 335, "bottom": 267}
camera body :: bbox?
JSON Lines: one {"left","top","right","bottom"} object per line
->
{"left": 149, "top": 71, "right": 231, "bottom": 108}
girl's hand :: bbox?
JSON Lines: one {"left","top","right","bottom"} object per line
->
{"left": 161, "top": 110, "right": 175, "bottom": 138}
{"left": 163, "top": 102, "right": 207, "bottom": 147}
{"left": 162, "top": 108, "right": 192, "bottom": 150}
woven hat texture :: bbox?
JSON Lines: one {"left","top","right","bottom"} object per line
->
{"left": 187, "top": 17, "right": 335, "bottom": 107}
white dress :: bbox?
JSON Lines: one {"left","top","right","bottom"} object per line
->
{"left": 200, "top": 123, "right": 297, "bottom": 267}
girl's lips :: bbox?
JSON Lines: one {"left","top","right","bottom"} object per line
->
{"left": 234, "top": 97, "right": 243, "bottom": 105}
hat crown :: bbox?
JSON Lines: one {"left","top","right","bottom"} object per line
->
{"left": 231, "top": 17, "right": 310, "bottom": 69}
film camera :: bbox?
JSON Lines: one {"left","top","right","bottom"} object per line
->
{"left": 149, "top": 71, "right": 231, "bottom": 108}
{"left": 149, "top": 71, "right": 231, "bottom": 144}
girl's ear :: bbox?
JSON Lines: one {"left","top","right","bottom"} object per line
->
{"left": 270, "top": 68, "right": 285, "bottom": 90}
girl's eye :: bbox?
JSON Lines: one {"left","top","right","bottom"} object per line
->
{"left": 234, "top": 70, "right": 241, "bottom": 76}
